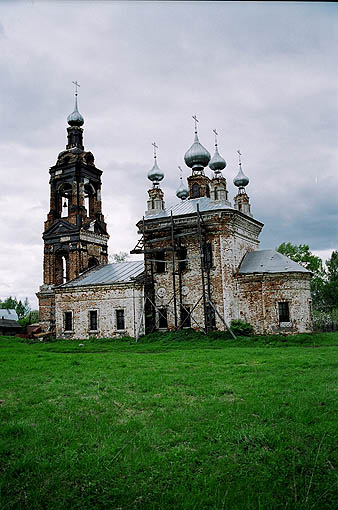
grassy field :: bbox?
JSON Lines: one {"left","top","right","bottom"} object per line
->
{"left": 0, "top": 331, "right": 337, "bottom": 509}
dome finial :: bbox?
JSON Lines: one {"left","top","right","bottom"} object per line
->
{"left": 176, "top": 166, "right": 189, "bottom": 200}
{"left": 233, "top": 149, "right": 249, "bottom": 191}
{"left": 209, "top": 128, "right": 226, "bottom": 173}
{"left": 148, "top": 141, "right": 164, "bottom": 187}
{"left": 67, "top": 80, "right": 84, "bottom": 127}
{"left": 213, "top": 128, "right": 218, "bottom": 147}
{"left": 192, "top": 114, "right": 199, "bottom": 134}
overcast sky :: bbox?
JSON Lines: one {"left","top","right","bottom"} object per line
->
{"left": 0, "top": 1, "right": 337, "bottom": 309}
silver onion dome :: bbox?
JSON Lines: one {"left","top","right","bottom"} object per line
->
{"left": 67, "top": 96, "right": 84, "bottom": 127}
{"left": 209, "top": 146, "right": 226, "bottom": 172}
{"left": 233, "top": 165, "right": 249, "bottom": 188}
{"left": 184, "top": 132, "right": 211, "bottom": 170}
{"left": 176, "top": 177, "right": 189, "bottom": 200}
{"left": 147, "top": 157, "right": 164, "bottom": 185}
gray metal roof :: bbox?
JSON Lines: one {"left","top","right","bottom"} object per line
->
{"left": 238, "top": 250, "right": 311, "bottom": 275}
{"left": 61, "top": 260, "right": 144, "bottom": 288}
{"left": 0, "top": 309, "right": 19, "bottom": 321}
{"left": 145, "top": 197, "right": 233, "bottom": 220}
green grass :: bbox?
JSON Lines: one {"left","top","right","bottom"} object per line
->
{"left": 0, "top": 331, "right": 337, "bottom": 509}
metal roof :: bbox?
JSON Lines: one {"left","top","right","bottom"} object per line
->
{"left": 238, "top": 250, "right": 311, "bottom": 274}
{"left": 0, "top": 309, "right": 19, "bottom": 321}
{"left": 145, "top": 196, "right": 234, "bottom": 220}
{"left": 61, "top": 260, "right": 144, "bottom": 288}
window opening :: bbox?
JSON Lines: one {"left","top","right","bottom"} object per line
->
{"left": 116, "top": 309, "right": 125, "bottom": 330}
{"left": 89, "top": 310, "right": 98, "bottom": 331}
{"left": 84, "top": 195, "right": 90, "bottom": 216}
{"left": 178, "top": 247, "right": 187, "bottom": 272}
{"left": 203, "top": 243, "right": 212, "bottom": 269}
{"left": 158, "top": 308, "right": 168, "bottom": 329}
{"left": 180, "top": 306, "right": 191, "bottom": 328}
{"left": 62, "top": 256, "right": 67, "bottom": 283}
{"left": 156, "top": 252, "right": 166, "bottom": 273}
{"left": 64, "top": 312, "right": 72, "bottom": 331}
{"left": 206, "top": 185, "right": 210, "bottom": 198}
{"left": 192, "top": 183, "right": 200, "bottom": 198}
{"left": 278, "top": 302, "right": 290, "bottom": 322}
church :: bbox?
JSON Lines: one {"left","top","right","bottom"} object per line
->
{"left": 37, "top": 94, "right": 313, "bottom": 339}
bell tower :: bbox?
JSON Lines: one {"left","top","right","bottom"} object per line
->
{"left": 37, "top": 84, "right": 109, "bottom": 329}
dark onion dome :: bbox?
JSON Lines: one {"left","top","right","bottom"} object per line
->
{"left": 176, "top": 177, "right": 189, "bottom": 200}
{"left": 184, "top": 132, "right": 211, "bottom": 170}
{"left": 233, "top": 164, "right": 249, "bottom": 188}
{"left": 147, "top": 157, "right": 164, "bottom": 184}
{"left": 67, "top": 96, "right": 84, "bottom": 127}
{"left": 209, "top": 146, "right": 226, "bottom": 172}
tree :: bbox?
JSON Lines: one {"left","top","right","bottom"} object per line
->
{"left": 109, "top": 252, "right": 129, "bottom": 263}
{"left": 276, "top": 242, "right": 325, "bottom": 308}
{"left": 276, "top": 242, "right": 324, "bottom": 274}
{"left": 0, "top": 296, "right": 31, "bottom": 319}
{"left": 322, "top": 251, "right": 338, "bottom": 307}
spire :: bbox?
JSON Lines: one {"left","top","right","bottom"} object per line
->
{"left": 66, "top": 81, "right": 84, "bottom": 150}
{"left": 233, "top": 149, "right": 249, "bottom": 192}
{"left": 176, "top": 166, "right": 189, "bottom": 200}
{"left": 233, "top": 150, "right": 252, "bottom": 216}
{"left": 147, "top": 142, "right": 164, "bottom": 187}
{"left": 184, "top": 115, "right": 211, "bottom": 174}
{"left": 209, "top": 128, "right": 226, "bottom": 174}
{"left": 67, "top": 81, "right": 84, "bottom": 127}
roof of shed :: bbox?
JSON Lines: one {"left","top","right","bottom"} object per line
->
{"left": 0, "top": 319, "right": 21, "bottom": 329}
{"left": 238, "top": 250, "right": 311, "bottom": 274}
{"left": 61, "top": 260, "right": 144, "bottom": 288}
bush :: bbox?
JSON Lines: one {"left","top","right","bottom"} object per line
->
{"left": 230, "top": 319, "right": 254, "bottom": 337}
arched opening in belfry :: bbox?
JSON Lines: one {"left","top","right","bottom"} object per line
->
{"left": 88, "top": 257, "right": 99, "bottom": 269}
{"left": 54, "top": 251, "right": 69, "bottom": 285}
{"left": 84, "top": 182, "right": 96, "bottom": 218}
{"left": 57, "top": 182, "right": 72, "bottom": 218}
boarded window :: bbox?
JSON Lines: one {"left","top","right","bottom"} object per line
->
{"left": 155, "top": 252, "right": 166, "bottom": 273}
{"left": 158, "top": 308, "right": 168, "bottom": 329}
{"left": 278, "top": 302, "right": 290, "bottom": 322}
{"left": 116, "top": 309, "right": 125, "bottom": 330}
{"left": 181, "top": 306, "right": 191, "bottom": 328}
{"left": 64, "top": 311, "right": 72, "bottom": 331}
{"left": 203, "top": 242, "right": 213, "bottom": 269}
{"left": 89, "top": 310, "right": 98, "bottom": 331}
{"left": 178, "top": 247, "right": 187, "bottom": 272}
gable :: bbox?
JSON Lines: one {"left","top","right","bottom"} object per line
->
{"left": 43, "top": 219, "right": 79, "bottom": 238}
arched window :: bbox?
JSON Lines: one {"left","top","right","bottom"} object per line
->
{"left": 192, "top": 184, "right": 200, "bottom": 198}
{"left": 88, "top": 257, "right": 99, "bottom": 269}
{"left": 55, "top": 251, "right": 69, "bottom": 285}
{"left": 206, "top": 185, "right": 210, "bottom": 198}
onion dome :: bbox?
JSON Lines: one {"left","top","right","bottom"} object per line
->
{"left": 147, "top": 156, "right": 164, "bottom": 185}
{"left": 67, "top": 95, "right": 84, "bottom": 127}
{"left": 233, "top": 164, "right": 249, "bottom": 188}
{"left": 209, "top": 146, "right": 226, "bottom": 173}
{"left": 176, "top": 176, "right": 189, "bottom": 200}
{"left": 184, "top": 131, "right": 211, "bottom": 171}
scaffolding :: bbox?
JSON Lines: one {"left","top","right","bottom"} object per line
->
{"left": 131, "top": 204, "right": 235, "bottom": 341}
